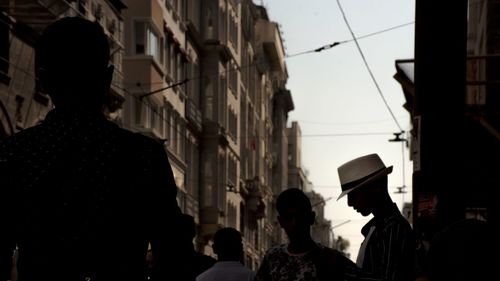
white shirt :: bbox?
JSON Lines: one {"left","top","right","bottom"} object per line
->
{"left": 356, "top": 225, "right": 376, "bottom": 267}
{"left": 196, "top": 261, "right": 256, "bottom": 281}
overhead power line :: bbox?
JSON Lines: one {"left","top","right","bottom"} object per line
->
{"left": 299, "top": 132, "right": 394, "bottom": 137}
{"left": 297, "top": 115, "right": 408, "bottom": 126}
{"left": 285, "top": 21, "right": 414, "bottom": 58}
{"left": 343, "top": 21, "right": 414, "bottom": 42}
{"left": 139, "top": 78, "right": 189, "bottom": 100}
{"left": 335, "top": 0, "right": 404, "bottom": 132}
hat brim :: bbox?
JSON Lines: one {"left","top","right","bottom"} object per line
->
{"left": 337, "top": 166, "right": 393, "bottom": 200}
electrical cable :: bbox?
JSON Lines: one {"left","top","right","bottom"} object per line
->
{"left": 335, "top": 0, "right": 404, "bottom": 132}
{"left": 285, "top": 21, "right": 413, "bottom": 59}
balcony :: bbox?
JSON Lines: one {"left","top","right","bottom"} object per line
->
{"left": 245, "top": 177, "right": 266, "bottom": 224}
{"left": 202, "top": 121, "right": 229, "bottom": 147}
{"left": 204, "top": 39, "right": 232, "bottom": 62}
{"left": 0, "top": 0, "right": 70, "bottom": 34}
{"left": 255, "top": 19, "right": 285, "bottom": 72}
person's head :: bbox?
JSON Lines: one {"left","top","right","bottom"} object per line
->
{"left": 276, "top": 188, "right": 315, "bottom": 242}
{"left": 337, "top": 153, "right": 392, "bottom": 216}
{"left": 346, "top": 177, "right": 388, "bottom": 216}
{"left": 35, "top": 17, "right": 113, "bottom": 110}
{"left": 213, "top": 227, "right": 243, "bottom": 262}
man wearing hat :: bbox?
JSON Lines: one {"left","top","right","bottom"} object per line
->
{"left": 337, "top": 153, "right": 415, "bottom": 281}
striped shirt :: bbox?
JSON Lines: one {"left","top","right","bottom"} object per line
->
{"left": 345, "top": 203, "right": 415, "bottom": 281}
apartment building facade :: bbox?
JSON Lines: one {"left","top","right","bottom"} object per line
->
{"left": 122, "top": 0, "right": 293, "bottom": 267}
{"left": 0, "top": 0, "right": 126, "bottom": 139}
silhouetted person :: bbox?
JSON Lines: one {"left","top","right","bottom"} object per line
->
{"left": 255, "top": 188, "right": 354, "bottom": 281}
{"left": 0, "top": 17, "right": 185, "bottom": 281}
{"left": 178, "top": 214, "right": 216, "bottom": 280}
{"left": 337, "top": 153, "right": 415, "bottom": 281}
{"left": 421, "top": 189, "right": 499, "bottom": 281}
{"left": 196, "top": 227, "right": 255, "bottom": 281}
{"left": 425, "top": 218, "right": 493, "bottom": 281}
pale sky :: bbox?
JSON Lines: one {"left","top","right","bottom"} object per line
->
{"left": 263, "top": 0, "right": 415, "bottom": 260}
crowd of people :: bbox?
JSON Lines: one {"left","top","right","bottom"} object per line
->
{"left": 0, "top": 16, "right": 496, "bottom": 281}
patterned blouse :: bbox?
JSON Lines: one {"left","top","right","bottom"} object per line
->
{"left": 254, "top": 243, "right": 352, "bottom": 281}
{"left": 255, "top": 244, "right": 319, "bottom": 281}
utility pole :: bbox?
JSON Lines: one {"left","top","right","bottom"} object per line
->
{"left": 414, "top": 0, "right": 468, "bottom": 240}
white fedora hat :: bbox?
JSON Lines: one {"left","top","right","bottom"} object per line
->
{"left": 337, "top": 153, "right": 393, "bottom": 200}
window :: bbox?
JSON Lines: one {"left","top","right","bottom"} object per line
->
{"left": 166, "top": 108, "right": 172, "bottom": 148}
{"left": 228, "top": 107, "right": 238, "bottom": 141}
{"left": 176, "top": 53, "right": 182, "bottom": 82}
{"left": 159, "top": 36, "right": 164, "bottom": 64}
{"left": 134, "top": 21, "right": 161, "bottom": 62}
{"left": 186, "top": 62, "right": 200, "bottom": 105}
{"left": 179, "top": 59, "right": 187, "bottom": 100}
{"left": 134, "top": 22, "right": 145, "bottom": 54}
{"left": 219, "top": 75, "right": 227, "bottom": 125}
{"left": 186, "top": 138, "right": 200, "bottom": 199}
{"left": 149, "top": 104, "right": 159, "bottom": 130}
{"left": 241, "top": 44, "right": 249, "bottom": 88}
{"left": 176, "top": 121, "right": 182, "bottom": 156}
{"left": 172, "top": 50, "right": 178, "bottom": 82}
{"left": 147, "top": 30, "right": 160, "bottom": 60}
{"left": 158, "top": 107, "right": 165, "bottom": 136}
{"left": 165, "top": 38, "right": 175, "bottom": 80}
{"left": 204, "top": 80, "right": 214, "bottom": 120}
{"left": 171, "top": 114, "right": 177, "bottom": 152}
{"left": 229, "top": 61, "right": 238, "bottom": 96}
{"left": 227, "top": 203, "right": 237, "bottom": 228}
{"left": 135, "top": 99, "right": 143, "bottom": 125}
{"left": 217, "top": 153, "right": 227, "bottom": 211}
{"left": 228, "top": 154, "right": 237, "bottom": 186}
{"left": 229, "top": 14, "right": 238, "bottom": 49}
{"left": 219, "top": 7, "right": 227, "bottom": 42}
